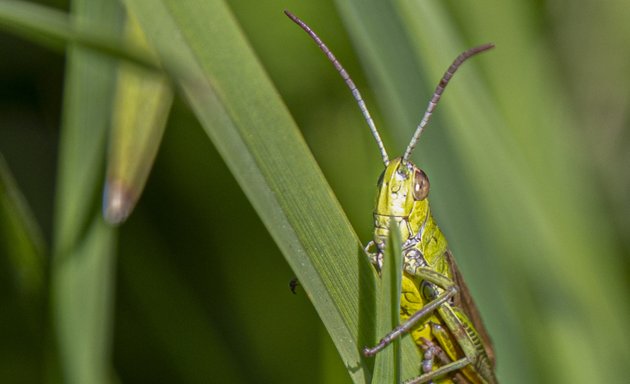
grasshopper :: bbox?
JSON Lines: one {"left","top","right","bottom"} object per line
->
{"left": 285, "top": 10, "right": 497, "bottom": 384}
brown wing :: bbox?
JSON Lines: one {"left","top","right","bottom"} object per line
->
{"left": 445, "top": 249, "right": 496, "bottom": 366}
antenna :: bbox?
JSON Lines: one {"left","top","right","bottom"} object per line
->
{"left": 285, "top": 10, "right": 390, "bottom": 166}
{"left": 402, "top": 43, "right": 494, "bottom": 162}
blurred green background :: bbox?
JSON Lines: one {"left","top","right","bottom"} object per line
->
{"left": 1, "top": 0, "right": 630, "bottom": 383}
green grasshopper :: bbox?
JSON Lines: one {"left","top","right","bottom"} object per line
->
{"left": 285, "top": 10, "right": 497, "bottom": 384}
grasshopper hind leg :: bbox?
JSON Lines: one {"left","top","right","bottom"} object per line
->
{"left": 419, "top": 337, "right": 448, "bottom": 384}
{"left": 416, "top": 336, "right": 471, "bottom": 384}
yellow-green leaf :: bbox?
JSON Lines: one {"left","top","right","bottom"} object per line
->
{"left": 103, "top": 13, "right": 173, "bottom": 224}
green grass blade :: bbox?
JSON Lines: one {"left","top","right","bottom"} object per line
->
{"left": 121, "top": 1, "right": 377, "bottom": 382}
{"left": 52, "top": 218, "right": 117, "bottom": 384}
{"left": 52, "top": 1, "right": 121, "bottom": 258}
{"left": 0, "top": 0, "right": 78, "bottom": 52}
{"left": 372, "top": 223, "right": 403, "bottom": 383}
{"left": 103, "top": 14, "right": 173, "bottom": 224}
{"left": 0, "top": 154, "right": 45, "bottom": 300}
{"left": 0, "top": 0, "right": 157, "bottom": 71}
{"left": 50, "top": 1, "right": 122, "bottom": 383}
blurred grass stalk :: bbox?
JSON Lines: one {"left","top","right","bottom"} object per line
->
{"left": 103, "top": 12, "right": 173, "bottom": 225}
{"left": 51, "top": 0, "right": 121, "bottom": 383}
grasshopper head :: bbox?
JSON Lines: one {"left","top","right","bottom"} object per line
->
{"left": 374, "top": 157, "right": 430, "bottom": 218}
{"left": 371, "top": 158, "right": 430, "bottom": 253}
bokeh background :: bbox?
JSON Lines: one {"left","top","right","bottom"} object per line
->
{"left": 1, "top": 0, "right": 629, "bottom": 383}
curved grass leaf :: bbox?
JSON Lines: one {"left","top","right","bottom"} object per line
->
{"left": 120, "top": 1, "right": 381, "bottom": 382}
{"left": 0, "top": 0, "right": 157, "bottom": 72}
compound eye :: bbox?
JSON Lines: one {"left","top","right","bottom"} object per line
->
{"left": 412, "top": 169, "right": 430, "bottom": 200}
